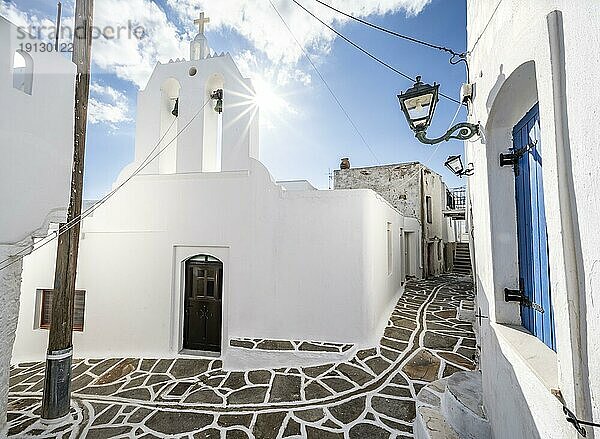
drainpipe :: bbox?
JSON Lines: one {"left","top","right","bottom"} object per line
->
{"left": 547, "top": 10, "right": 593, "bottom": 434}
{"left": 420, "top": 167, "right": 427, "bottom": 278}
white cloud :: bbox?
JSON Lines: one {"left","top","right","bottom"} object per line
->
{"left": 2, "top": 0, "right": 430, "bottom": 89}
{"left": 88, "top": 82, "right": 132, "bottom": 129}
{"left": 167, "top": 0, "right": 431, "bottom": 66}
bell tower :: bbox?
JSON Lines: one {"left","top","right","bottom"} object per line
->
{"left": 129, "top": 12, "right": 260, "bottom": 179}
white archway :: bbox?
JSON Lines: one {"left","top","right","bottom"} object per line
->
{"left": 203, "top": 74, "right": 224, "bottom": 172}
{"left": 13, "top": 50, "right": 33, "bottom": 95}
{"left": 159, "top": 78, "right": 181, "bottom": 174}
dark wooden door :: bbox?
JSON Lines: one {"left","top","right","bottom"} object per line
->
{"left": 183, "top": 256, "right": 223, "bottom": 352}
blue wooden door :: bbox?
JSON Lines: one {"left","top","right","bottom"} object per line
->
{"left": 513, "top": 104, "right": 556, "bottom": 351}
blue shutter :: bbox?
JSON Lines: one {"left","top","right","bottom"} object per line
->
{"left": 513, "top": 103, "right": 556, "bottom": 351}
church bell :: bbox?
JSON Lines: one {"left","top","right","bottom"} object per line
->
{"left": 171, "top": 98, "right": 179, "bottom": 117}
{"left": 211, "top": 89, "right": 223, "bottom": 114}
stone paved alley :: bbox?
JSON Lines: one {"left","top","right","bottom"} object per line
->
{"left": 6, "top": 275, "right": 476, "bottom": 438}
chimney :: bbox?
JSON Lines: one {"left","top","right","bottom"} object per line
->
{"left": 340, "top": 157, "right": 351, "bottom": 170}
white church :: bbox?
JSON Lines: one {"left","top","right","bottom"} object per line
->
{"left": 11, "top": 16, "right": 421, "bottom": 370}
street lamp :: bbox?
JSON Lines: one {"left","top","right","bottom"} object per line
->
{"left": 398, "top": 76, "right": 480, "bottom": 145}
{"left": 444, "top": 155, "right": 474, "bottom": 177}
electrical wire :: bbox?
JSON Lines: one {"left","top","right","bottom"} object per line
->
{"left": 269, "top": 0, "right": 381, "bottom": 165}
{"left": 291, "top": 0, "right": 462, "bottom": 105}
{"left": 312, "top": 0, "right": 462, "bottom": 57}
{"left": 0, "top": 98, "right": 212, "bottom": 273}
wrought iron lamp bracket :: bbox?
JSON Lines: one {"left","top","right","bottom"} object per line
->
{"left": 415, "top": 122, "right": 481, "bottom": 145}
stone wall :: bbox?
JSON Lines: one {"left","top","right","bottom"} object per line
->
{"left": 334, "top": 162, "right": 422, "bottom": 218}
{"left": 0, "top": 244, "right": 28, "bottom": 433}
{"left": 334, "top": 162, "right": 451, "bottom": 278}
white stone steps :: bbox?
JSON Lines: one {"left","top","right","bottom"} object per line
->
{"left": 414, "top": 371, "right": 490, "bottom": 439}
{"left": 442, "top": 372, "right": 490, "bottom": 439}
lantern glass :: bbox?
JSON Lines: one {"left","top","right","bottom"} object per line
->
{"left": 398, "top": 77, "right": 439, "bottom": 132}
{"left": 445, "top": 155, "right": 464, "bottom": 175}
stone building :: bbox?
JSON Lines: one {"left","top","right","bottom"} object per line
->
{"left": 334, "top": 161, "right": 457, "bottom": 278}
{"left": 0, "top": 17, "right": 75, "bottom": 430}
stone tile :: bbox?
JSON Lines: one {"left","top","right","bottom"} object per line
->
{"left": 226, "top": 430, "right": 251, "bottom": 439}
{"left": 321, "top": 377, "right": 355, "bottom": 393}
{"left": 329, "top": 396, "right": 366, "bottom": 424}
{"left": 151, "top": 359, "right": 173, "bottom": 373}
{"left": 7, "top": 418, "right": 37, "bottom": 436}
{"left": 304, "top": 381, "right": 333, "bottom": 400}
{"left": 256, "top": 340, "right": 294, "bottom": 350}
{"left": 228, "top": 386, "right": 268, "bottom": 404}
{"left": 269, "top": 374, "right": 301, "bottom": 403}
{"left": 185, "top": 389, "right": 224, "bottom": 404}
{"left": 96, "top": 359, "right": 138, "bottom": 385}
{"left": 86, "top": 426, "right": 133, "bottom": 438}
{"left": 222, "top": 372, "right": 247, "bottom": 390}
{"left": 438, "top": 351, "right": 475, "bottom": 370}
{"left": 128, "top": 407, "right": 154, "bottom": 423}
{"left": 282, "top": 418, "right": 301, "bottom": 437}
{"left": 146, "top": 373, "right": 171, "bottom": 386}
{"left": 380, "top": 385, "right": 412, "bottom": 398}
{"left": 252, "top": 412, "right": 286, "bottom": 439}
{"left": 79, "top": 383, "right": 123, "bottom": 396}
{"left": 194, "top": 428, "right": 221, "bottom": 438}
{"left": 92, "top": 405, "right": 120, "bottom": 426}
{"left": 348, "top": 423, "right": 391, "bottom": 439}
{"left": 303, "top": 364, "right": 334, "bottom": 378}
{"left": 306, "top": 426, "right": 344, "bottom": 438}
{"left": 356, "top": 348, "right": 377, "bottom": 360}
{"left": 72, "top": 373, "right": 95, "bottom": 391}
{"left": 299, "top": 342, "right": 338, "bottom": 352}
{"left": 336, "top": 363, "right": 374, "bottom": 386}
{"left": 248, "top": 370, "right": 271, "bottom": 385}
{"left": 114, "top": 387, "right": 152, "bottom": 401}
{"left": 384, "top": 326, "right": 413, "bottom": 342}
{"left": 218, "top": 413, "right": 253, "bottom": 428}
{"left": 89, "top": 359, "right": 121, "bottom": 376}
{"left": 365, "top": 357, "right": 391, "bottom": 375}
{"left": 403, "top": 350, "right": 440, "bottom": 382}
{"left": 170, "top": 359, "right": 210, "bottom": 379}
{"left": 145, "top": 411, "right": 213, "bottom": 435}
{"left": 295, "top": 408, "right": 325, "bottom": 422}
{"left": 371, "top": 396, "right": 416, "bottom": 422}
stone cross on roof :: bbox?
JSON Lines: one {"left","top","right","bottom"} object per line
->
{"left": 194, "top": 12, "right": 210, "bottom": 35}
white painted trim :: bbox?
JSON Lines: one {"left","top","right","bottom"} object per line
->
{"left": 493, "top": 323, "right": 558, "bottom": 391}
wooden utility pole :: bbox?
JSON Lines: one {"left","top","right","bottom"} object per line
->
{"left": 41, "top": 0, "right": 94, "bottom": 421}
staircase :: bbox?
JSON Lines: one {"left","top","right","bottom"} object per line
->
{"left": 453, "top": 243, "right": 472, "bottom": 275}
{"left": 414, "top": 371, "right": 490, "bottom": 439}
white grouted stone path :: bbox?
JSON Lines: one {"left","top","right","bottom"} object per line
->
{"left": 6, "top": 275, "right": 476, "bottom": 438}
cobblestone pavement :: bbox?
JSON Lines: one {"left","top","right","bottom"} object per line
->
{"left": 6, "top": 275, "right": 476, "bottom": 438}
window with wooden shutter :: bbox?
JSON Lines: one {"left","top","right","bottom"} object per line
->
{"left": 39, "top": 289, "right": 86, "bottom": 332}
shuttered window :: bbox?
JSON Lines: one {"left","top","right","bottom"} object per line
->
{"left": 40, "top": 289, "right": 86, "bottom": 332}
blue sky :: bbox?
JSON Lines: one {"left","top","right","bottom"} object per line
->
{"left": 3, "top": 0, "right": 468, "bottom": 199}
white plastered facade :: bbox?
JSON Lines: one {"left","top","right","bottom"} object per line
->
{"left": 12, "top": 34, "right": 421, "bottom": 372}
{"left": 466, "top": 1, "right": 600, "bottom": 438}
{"left": 0, "top": 16, "right": 75, "bottom": 432}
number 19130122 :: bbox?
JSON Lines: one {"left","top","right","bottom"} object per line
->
{"left": 19, "top": 42, "right": 73, "bottom": 53}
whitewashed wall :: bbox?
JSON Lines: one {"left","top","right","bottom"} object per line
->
{"left": 0, "top": 16, "right": 75, "bottom": 432}
{"left": 13, "top": 160, "right": 418, "bottom": 369}
{"left": 0, "top": 17, "right": 75, "bottom": 245}
{"left": 466, "top": 1, "right": 600, "bottom": 437}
